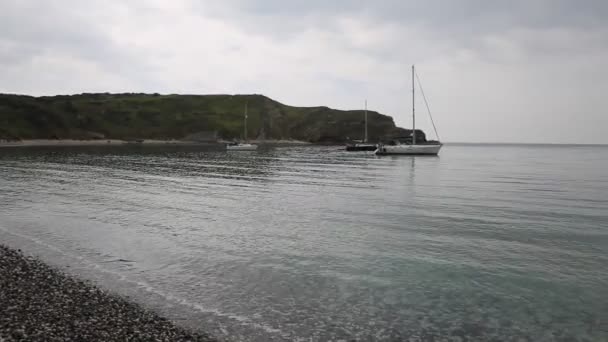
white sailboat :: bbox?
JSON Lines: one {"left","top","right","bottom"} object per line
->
{"left": 227, "top": 101, "right": 258, "bottom": 151}
{"left": 375, "top": 65, "right": 442, "bottom": 156}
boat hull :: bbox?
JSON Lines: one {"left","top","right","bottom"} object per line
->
{"left": 227, "top": 144, "right": 258, "bottom": 151}
{"left": 375, "top": 144, "right": 442, "bottom": 156}
{"left": 345, "top": 144, "right": 377, "bottom": 151}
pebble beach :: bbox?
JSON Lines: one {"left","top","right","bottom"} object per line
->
{"left": 0, "top": 244, "right": 217, "bottom": 342}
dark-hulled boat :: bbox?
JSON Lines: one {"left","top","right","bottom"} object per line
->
{"left": 346, "top": 143, "right": 377, "bottom": 151}
{"left": 345, "top": 100, "right": 376, "bottom": 152}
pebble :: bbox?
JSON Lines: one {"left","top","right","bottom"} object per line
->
{"left": 0, "top": 245, "right": 218, "bottom": 341}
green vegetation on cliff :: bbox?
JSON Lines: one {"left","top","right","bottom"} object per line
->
{"left": 0, "top": 93, "right": 424, "bottom": 142}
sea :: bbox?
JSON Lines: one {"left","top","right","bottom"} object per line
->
{"left": 0, "top": 143, "right": 607, "bottom": 341}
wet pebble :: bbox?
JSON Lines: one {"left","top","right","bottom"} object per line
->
{"left": 0, "top": 245, "right": 217, "bottom": 341}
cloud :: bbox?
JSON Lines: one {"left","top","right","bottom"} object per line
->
{"left": 1, "top": 0, "right": 607, "bottom": 143}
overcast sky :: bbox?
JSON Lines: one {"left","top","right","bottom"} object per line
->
{"left": 1, "top": 1, "right": 607, "bottom": 143}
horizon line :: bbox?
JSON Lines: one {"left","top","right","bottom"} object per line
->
{"left": 444, "top": 141, "right": 608, "bottom": 146}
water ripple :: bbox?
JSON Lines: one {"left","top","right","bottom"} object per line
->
{"left": 1, "top": 144, "right": 607, "bottom": 341}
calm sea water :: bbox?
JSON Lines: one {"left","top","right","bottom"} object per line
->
{"left": 0, "top": 144, "right": 607, "bottom": 341}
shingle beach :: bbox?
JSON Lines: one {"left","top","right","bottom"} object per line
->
{"left": 0, "top": 244, "right": 217, "bottom": 342}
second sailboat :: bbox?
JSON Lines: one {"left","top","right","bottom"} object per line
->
{"left": 227, "top": 100, "right": 258, "bottom": 151}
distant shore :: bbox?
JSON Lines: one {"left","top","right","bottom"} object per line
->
{"left": 0, "top": 244, "right": 216, "bottom": 341}
{"left": 245, "top": 139, "right": 311, "bottom": 145}
{"left": 0, "top": 139, "right": 311, "bottom": 147}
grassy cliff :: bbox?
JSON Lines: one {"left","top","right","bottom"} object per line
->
{"left": 0, "top": 93, "right": 423, "bottom": 142}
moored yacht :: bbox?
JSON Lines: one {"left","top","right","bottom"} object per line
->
{"left": 375, "top": 65, "right": 442, "bottom": 156}
{"left": 346, "top": 100, "right": 376, "bottom": 151}
{"left": 227, "top": 101, "right": 258, "bottom": 151}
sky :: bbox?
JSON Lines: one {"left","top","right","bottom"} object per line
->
{"left": 1, "top": 1, "right": 607, "bottom": 143}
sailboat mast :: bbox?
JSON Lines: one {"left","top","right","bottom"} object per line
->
{"left": 412, "top": 65, "right": 416, "bottom": 145}
{"left": 244, "top": 101, "right": 248, "bottom": 141}
{"left": 364, "top": 99, "right": 368, "bottom": 143}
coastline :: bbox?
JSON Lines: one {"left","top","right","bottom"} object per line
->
{"left": 246, "top": 139, "right": 311, "bottom": 146}
{"left": 0, "top": 244, "right": 217, "bottom": 341}
{"left": 0, "top": 139, "right": 193, "bottom": 147}
{"left": 0, "top": 139, "right": 312, "bottom": 147}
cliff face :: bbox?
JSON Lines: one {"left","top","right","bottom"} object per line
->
{"left": 0, "top": 93, "right": 423, "bottom": 143}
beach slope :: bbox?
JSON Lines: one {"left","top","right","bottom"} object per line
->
{"left": 0, "top": 244, "right": 216, "bottom": 342}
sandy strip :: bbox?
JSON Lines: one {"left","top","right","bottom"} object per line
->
{"left": 0, "top": 139, "right": 194, "bottom": 147}
{"left": 247, "top": 139, "right": 311, "bottom": 145}
{"left": 0, "top": 245, "right": 217, "bottom": 341}
{"left": 0, "top": 139, "right": 311, "bottom": 147}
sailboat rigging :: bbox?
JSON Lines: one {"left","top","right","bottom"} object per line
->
{"left": 345, "top": 100, "right": 377, "bottom": 151}
{"left": 375, "top": 65, "right": 442, "bottom": 155}
{"left": 227, "top": 100, "right": 258, "bottom": 151}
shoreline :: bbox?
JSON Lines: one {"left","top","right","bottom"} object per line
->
{"left": 0, "top": 244, "right": 217, "bottom": 341}
{"left": 0, "top": 139, "right": 312, "bottom": 147}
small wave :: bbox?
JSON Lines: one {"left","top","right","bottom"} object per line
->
{"left": 0, "top": 227, "right": 286, "bottom": 339}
